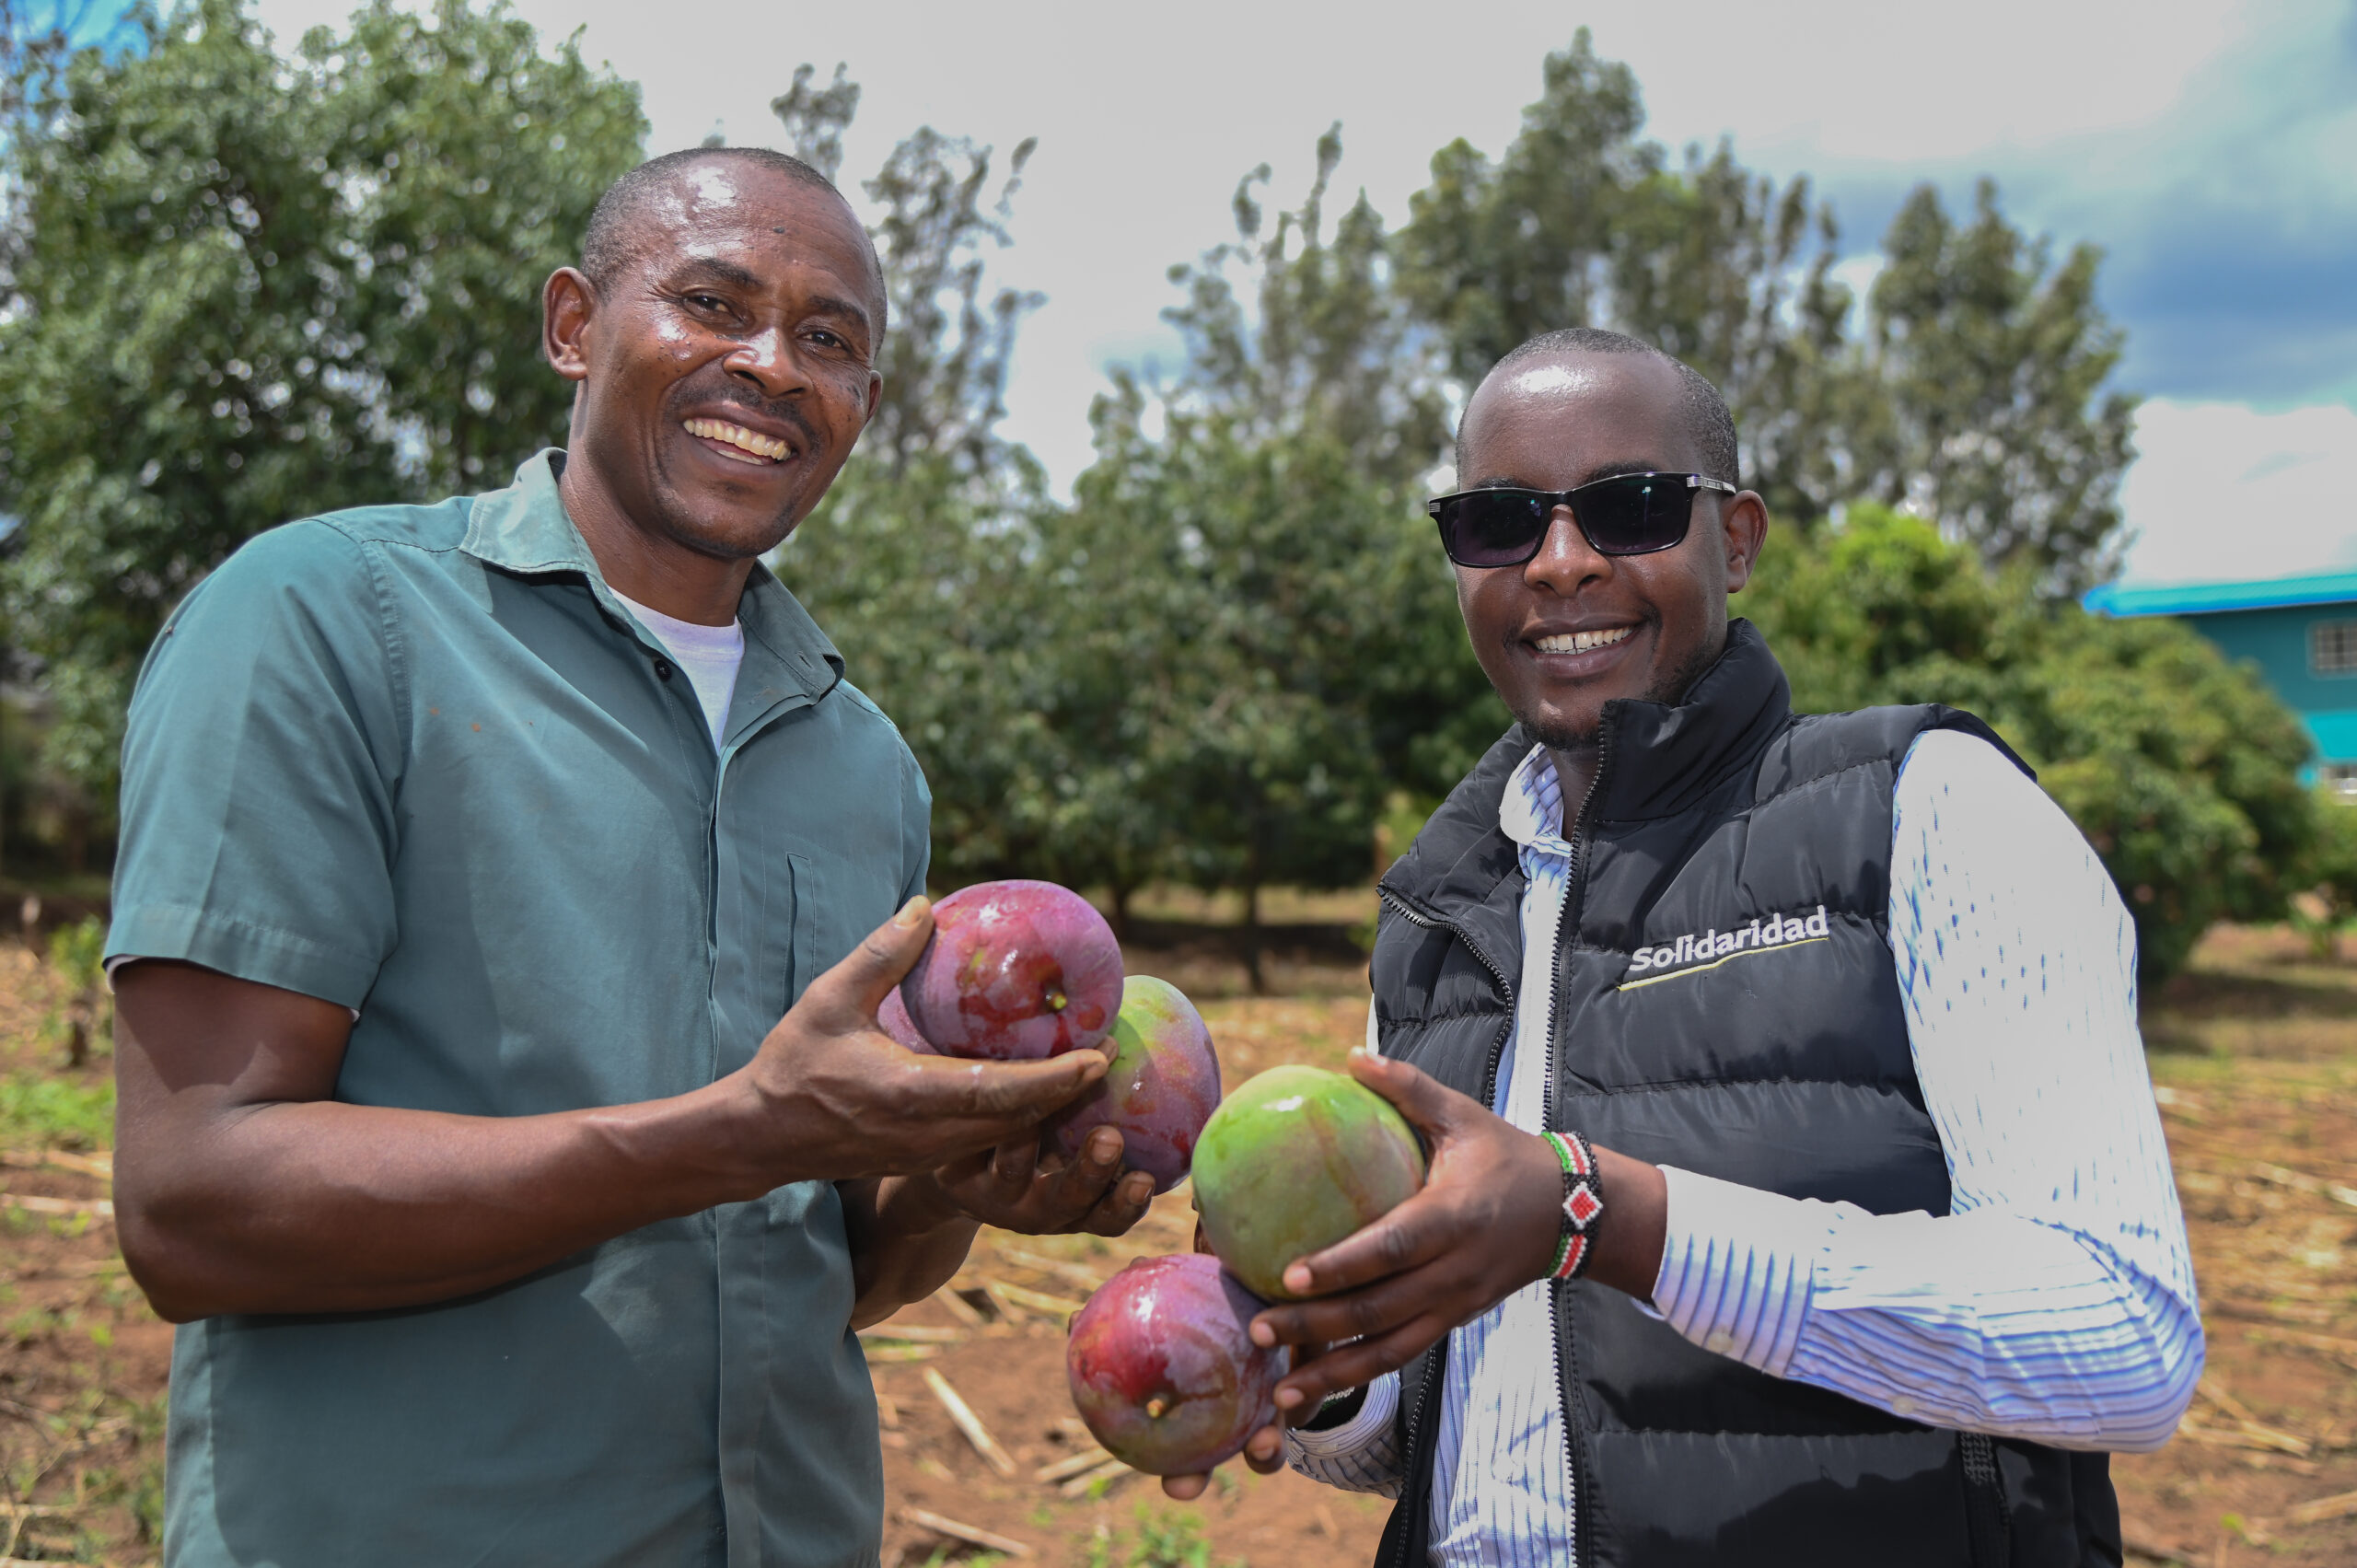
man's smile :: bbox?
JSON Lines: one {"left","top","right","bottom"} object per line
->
{"left": 1521, "top": 620, "right": 1645, "bottom": 681}
{"left": 1532, "top": 625, "right": 1636, "bottom": 656}
{"left": 682, "top": 415, "right": 795, "bottom": 465}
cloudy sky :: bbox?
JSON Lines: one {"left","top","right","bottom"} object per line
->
{"left": 233, "top": 0, "right": 2357, "bottom": 587}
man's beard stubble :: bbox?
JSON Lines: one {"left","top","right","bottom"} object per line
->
{"left": 1515, "top": 623, "right": 1724, "bottom": 753}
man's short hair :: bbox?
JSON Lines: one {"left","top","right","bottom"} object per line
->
{"left": 579, "top": 147, "right": 886, "bottom": 333}
{"left": 1461, "top": 327, "right": 1739, "bottom": 487}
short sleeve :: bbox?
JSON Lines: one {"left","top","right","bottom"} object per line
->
{"left": 107, "top": 521, "right": 405, "bottom": 1009}
{"left": 898, "top": 737, "right": 933, "bottom": 906}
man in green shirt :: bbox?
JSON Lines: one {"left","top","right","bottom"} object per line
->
{"left": 105, "top": 147, "right": 1147, "bottom": 1567}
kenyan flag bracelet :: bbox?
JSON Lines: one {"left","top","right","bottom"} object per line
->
{"left": 1542, "top": 1129, "right": 1604, "bottom": 1281}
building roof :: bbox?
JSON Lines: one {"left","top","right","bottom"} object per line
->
{"left": 2084, "top": 567, "right": 2357, "bottom": 618}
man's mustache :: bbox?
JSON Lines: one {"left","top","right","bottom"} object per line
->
{"left": 681, "top": 382, "right": 824, "bottom": 454}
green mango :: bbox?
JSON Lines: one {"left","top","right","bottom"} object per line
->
{"left": 1190, "top": 1064, "right": 1426, "bottom": 1301}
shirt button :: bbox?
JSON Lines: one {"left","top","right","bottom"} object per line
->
{"left": 1703, "top": 1330, "right": 1736, "bottom": 1355}
{"left": 654, "top": 657, "right": 674, "bottom": 681}
{"left": 1891, "top": 1396, "right": 1917, "bottom": 1417}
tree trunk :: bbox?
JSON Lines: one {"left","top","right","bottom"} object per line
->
{"left": 1242, "top": 878, "right": 1266, "bottom": 996}
{"left": 1108, "top": 882, "right": 1132, "bottom": 944}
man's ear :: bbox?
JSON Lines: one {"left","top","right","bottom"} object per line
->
{"left": 543, "top": 267, "right": 596, "bottom": 384}
{"left": 1721, "top": 492, "right": 1770, "bottom": 595}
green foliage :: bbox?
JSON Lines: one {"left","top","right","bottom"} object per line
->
{"left": 782, "top": 44, "right": 2154, "bottom": 948}
{"left": 0, "top": 19, "right": 2220, "bottom": 969}
{"left": 784, "top": 454, "right": 1076, "bottom": 888}
{"left": 0, "top": 0, "right": 644, "bottom": 803}
{"left": 768, "top": 80, "right": 1076, "bottom": 897}
{"left": 774, "top": 58, "right": 1039, "bottom": 492}
{"left": 1396, "top": 29, "right": 1655, "bottom": 379}
{"left": 1163, "top": 123, "right": 1445, "bottom": 484}
{"left": 2293, "top": 788, "right": 2357, "bottom": 957}
{"left": 42, "top": 912, "right": 110, "bottom": 1065}
{"left": 774, "top": 72, "right": 1504, "bottom": 968}
{"left": 771, "top": 63, "right": 1126, "bottom": 912}
{"left": 2024, "top": 617, "right": 2314, "bottom": 981}
{"left": 0, "top": 1065, "right": 112, "bottom": 1150}
{"left": 1390, "top": 29, "right": 2133, "bottom": 581}
{"left": 1853, "top": 181, "right": 2137, "bottom": 587}
{"left": 1081, "top": 146, "right": 1506, "bottom": 943}
{"left": 1082, "top": 1504, "right": 1236, "bottom": 1568}
{"left": 1055, "top": 393, "right": 1461, "bottom": 914}
{"left": 45, "top": 912, "right": 104, "bottom": 993}
{"left": 1395, "top": 29, "right": 1853, "bottom": 525}
{"left": 1746, "top": 506, "right": 2317, "bottom": 982}
{"left": 0, "top": 680, "right": 99, "bottom": 876}
{"left": 1059, "top": 145, "right": 1505, "bottom": 973}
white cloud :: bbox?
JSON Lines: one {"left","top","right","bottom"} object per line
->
{"left": 2114, "top": 400, "right": 2357, "bottom": 585}
{"left": 1629, "top": 0, "right": 2254, "bottom": 163}
{"left": 244, "top": 0, "right": 2356, "bottom": 497}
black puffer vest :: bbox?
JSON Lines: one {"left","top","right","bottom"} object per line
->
{"left": 1369, "top": 621, "right": 2120, "bottom": 1568}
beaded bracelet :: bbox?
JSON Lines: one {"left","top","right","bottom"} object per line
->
{"left": 1541, "top": 1129, "right": 1604, "bottom": 1281}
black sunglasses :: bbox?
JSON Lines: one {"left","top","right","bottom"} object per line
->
{"left": 1427, "top": 472, "right": 1739, "bottom": 567}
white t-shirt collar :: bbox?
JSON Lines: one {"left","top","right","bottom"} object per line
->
{"left": 609, "top": 587, "right": 745, "bottom": 750}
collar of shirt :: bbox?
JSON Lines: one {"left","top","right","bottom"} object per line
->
{"left": 461, "top": 449, "right": 844, "bottom": 730}
{"left": 610, "top": 590, "right": 746, "bottom": 656}
{"left": 609, "top": 588, "right": 746, "bottom": 752}
{"left": 1500, "top": 742, "right": 1573, "bottom": 874}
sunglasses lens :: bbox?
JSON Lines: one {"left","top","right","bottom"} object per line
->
{"left": 1577, "top": 475, "right": 1693, "bottom": 555}
{"left": 1438, "top": 491, "right": 1550, "bottom": 566}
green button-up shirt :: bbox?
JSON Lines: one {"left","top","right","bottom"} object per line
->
{"left": 108, "top": 451, "right": 928, "bottom": 1568}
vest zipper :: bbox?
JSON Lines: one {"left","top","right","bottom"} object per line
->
{"left": 1375, "top": 886, "right": 1439, "bottom": 927}
{"left": 1372, "top": 881, "right": 1518, "bottom": 1567}
{"left": 1376, "top": 886, "right": 1520, "bottom": 1028}
{"left": 1549, "top": 722, "right": 1616, "bottom": 1568}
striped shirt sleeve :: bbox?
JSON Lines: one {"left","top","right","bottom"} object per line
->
{"left": 1649, "top": 728, "right": 2202, "bottom": 1451}
{"left": 1283, "top": 1372, "right": 1407, "bottom": 1497}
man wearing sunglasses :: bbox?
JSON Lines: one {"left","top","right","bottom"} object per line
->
{"left": 1165, "top": 329, "right": 2198, "bottom": 1565}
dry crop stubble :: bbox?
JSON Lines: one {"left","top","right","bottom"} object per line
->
{"left": 4, "top": 922, "right": 2354, "bottom": 1565}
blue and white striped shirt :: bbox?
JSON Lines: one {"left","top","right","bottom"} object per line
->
{"left": 1288, "top": 729, "right": 2202, "bottom": 1562}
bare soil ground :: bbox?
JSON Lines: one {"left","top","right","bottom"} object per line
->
{"left": 2116, "top": 927, "right": 2357, "bottom": 1567}
{"left": 0, "top": 923, "right": 2351, "bottom": 1566}
{"left": 0, "top": 944, "right": 169, "bottom": 1565}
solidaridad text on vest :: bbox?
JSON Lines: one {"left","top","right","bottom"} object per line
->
{"left": 1620, "top": 905, "right": 1832, "bottom": 988}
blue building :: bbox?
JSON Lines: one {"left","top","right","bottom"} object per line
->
{"left": 2084, "top": 567, "right": 2357, "bottom": 798}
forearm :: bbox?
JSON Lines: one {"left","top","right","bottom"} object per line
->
{"left": 1652, "top": 1169, "right": 2203, "bottom": 1449}
{"left": 110, "top": 920, "right": 1117, "bottom": 1326}
{"left": 838, "top": 1174, "right": 980, "bottom": 1330}
{"left": 118, "top": 1075, "right": 774, "bottom": 1321}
